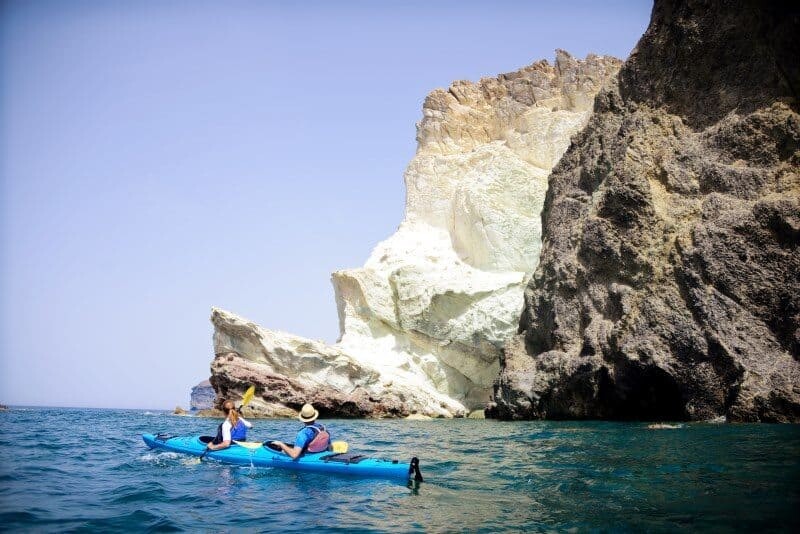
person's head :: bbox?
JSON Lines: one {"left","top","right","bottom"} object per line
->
{"left": 222, "top": 400, "right": 239, "bottom": 427}
{"left": 298, "top": 403, "right": 319, "bottom": 424}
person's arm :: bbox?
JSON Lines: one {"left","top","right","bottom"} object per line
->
{"left": 273, "top": 441, "right": 303, "bottom": 459}
{"left": 240, "top": 417, "right": 253, "bottom": 429}
{"left": 208, "top": 421, "right": 232, "bottom": 450}
{"left": 271, "top": 427, "right": 309, "bottom": 459}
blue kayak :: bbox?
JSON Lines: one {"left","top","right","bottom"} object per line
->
{"left": 142, "top": 433, "right": 422, "bottom": 481}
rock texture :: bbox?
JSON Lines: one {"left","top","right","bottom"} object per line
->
{"left": 190, "top": 379, "right": 215, "bottom": 411}
{"left": 210, "top": 308, "right": 465, "bottom": 417}
{"left": 488, "top": 0, "right": 800, "bottom": 422}
{"left": 210, "top": 52, "right": 621, "bottom": 417}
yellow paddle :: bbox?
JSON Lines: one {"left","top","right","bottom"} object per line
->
{"left": 237, "top": 385, "right": 256, "bottom": 413}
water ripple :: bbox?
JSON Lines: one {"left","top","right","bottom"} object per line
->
{"left": 0, "top": 409, "right": 798, "bottom": 532}
{"left": 105, "top": 484, "right": 168, "bottom": 505}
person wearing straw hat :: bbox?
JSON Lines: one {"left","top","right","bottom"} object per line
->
{"left": 270, "top": 403, "right": 331, "bottom": 459}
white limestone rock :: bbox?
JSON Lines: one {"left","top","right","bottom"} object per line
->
{"left": 210, "top": 307, "right": 464, "bottom": 418}
{"left": 211, "top": 51, "right": 622, "bottom": 417}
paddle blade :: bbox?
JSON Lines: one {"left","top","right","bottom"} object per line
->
{"left": 331, "top": 441, "right": 348, "bottom": 453}
{"left": 241, "top": 385, "right": 255, "bottom": 408}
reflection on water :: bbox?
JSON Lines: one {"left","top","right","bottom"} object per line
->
{"left": 0, "top": 410, "right": 798, "bottom": 531}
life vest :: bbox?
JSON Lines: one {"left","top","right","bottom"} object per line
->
{"left": 230, "top": 419, "right": 247, "bottom": 440}
{"left": 304, "top": 423, "right": 330, "bottom": 453}
{"left": 213, "top": 419, "right": 247, "bottom": 444}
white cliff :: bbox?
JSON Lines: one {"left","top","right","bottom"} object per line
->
{"left": 211, "top": 51, "right": 622, "bottom": 418}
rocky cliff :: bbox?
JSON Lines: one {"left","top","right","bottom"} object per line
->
{"left": 209, "top": 51, "right": 621, "bottom": 417}
{"left": 189, "top": 379, "right": 215, "bottom": 411}
{"left": 488, "top": 0, "right": 800, "bottom": 422}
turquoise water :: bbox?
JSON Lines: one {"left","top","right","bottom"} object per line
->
{"left": 0, "top": 408, "right": 798, "bottom": 532}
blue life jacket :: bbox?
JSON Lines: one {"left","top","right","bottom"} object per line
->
{"left": 213, "top": 419, "right": 248, "bottom": 444}
{"left": 230, "top": 419, "right": 247, "bottom": 440}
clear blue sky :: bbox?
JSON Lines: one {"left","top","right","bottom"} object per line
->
{"left": 0, "top": 0, "right": 652, "bottom": 409}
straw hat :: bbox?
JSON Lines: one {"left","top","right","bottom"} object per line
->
{"left": 298, "top": 403, "right": 319, "bottom": 423}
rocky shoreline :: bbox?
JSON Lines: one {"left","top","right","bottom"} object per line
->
{"left": 198, "top": 0, "right": 799, "bottom": 421}
{"left": 188, "top": 407, "right": 453, "bottom": 420}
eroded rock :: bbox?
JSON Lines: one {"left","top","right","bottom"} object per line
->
{"left": 190, "top": 379, "right": 215, "bottom": 411}
{"left": 209, "top": 53, "right": 621, "bottom": 417}
{"left": 488, "top": 0, "right": 800, "bottom": 422}
{"left": 210, "top": 308, "right": 465, "bottom": 418}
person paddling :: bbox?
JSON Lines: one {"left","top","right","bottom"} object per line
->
{"left": 206, "top": 399, "right": 252, "bottom": 451}
{"left": 271, "top": 403, "right": 330, "bottom": 459}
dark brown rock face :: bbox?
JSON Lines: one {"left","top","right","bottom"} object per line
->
{"left": 209, "top": 352, "right": 410, "bottom": 419}
{"left": 487, "top": 0, "right": 800, "bottom": 422}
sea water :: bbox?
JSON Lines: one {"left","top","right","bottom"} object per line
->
{"left": 0, "top": 408, "right": 798, "bottom": 532}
